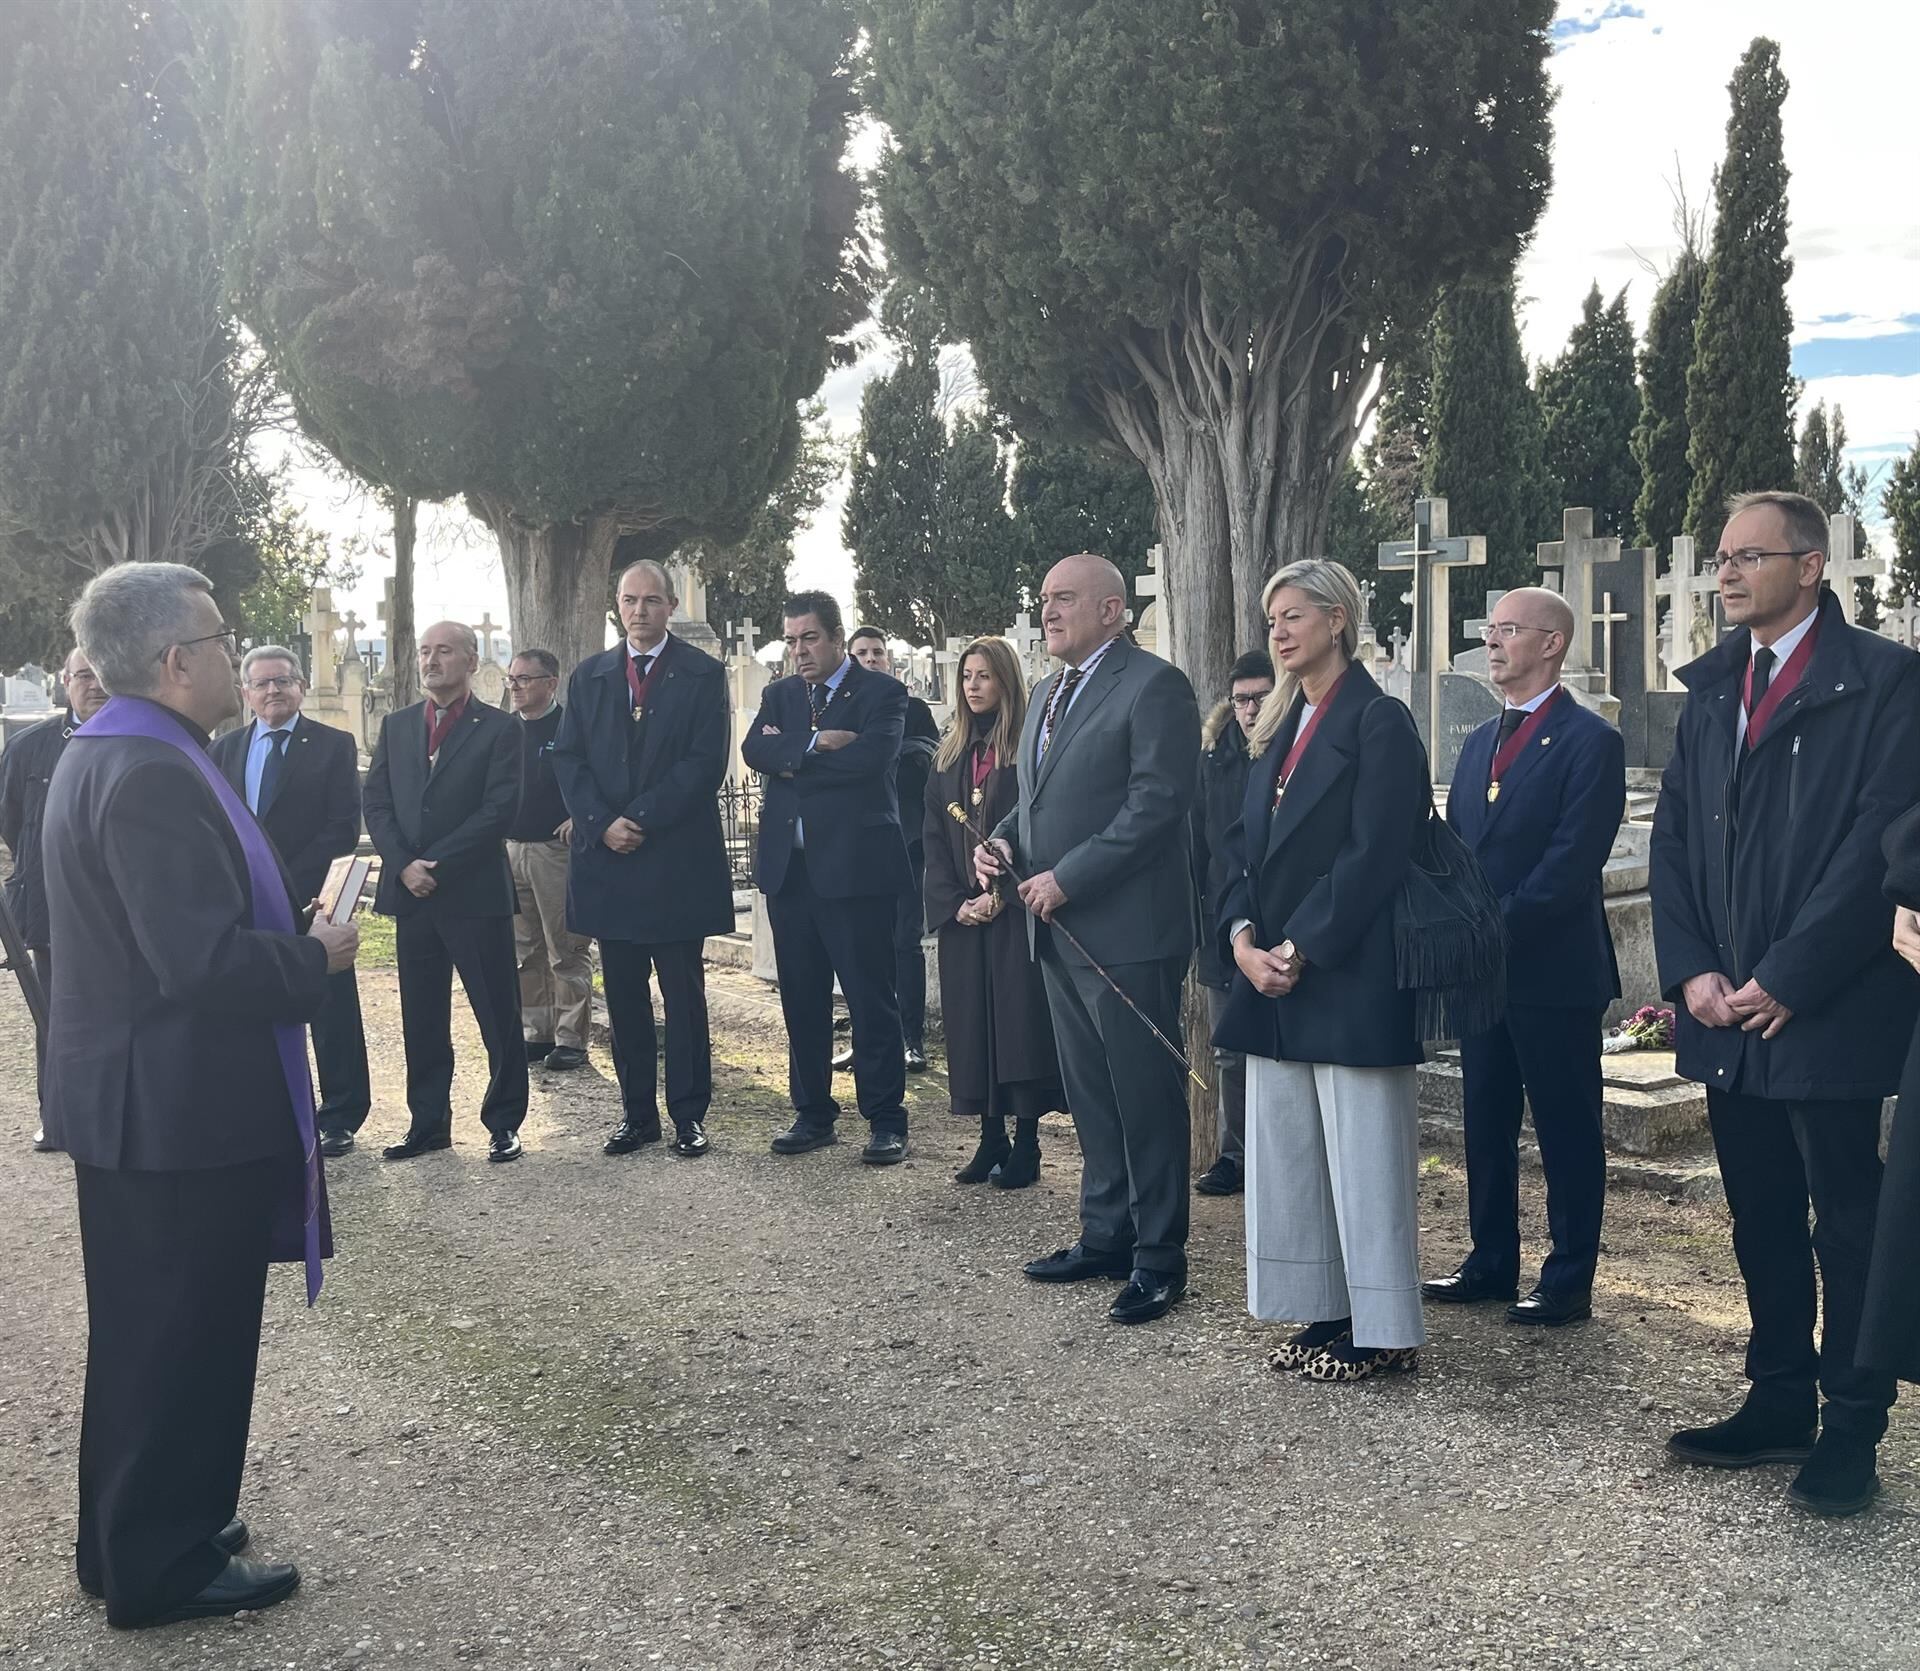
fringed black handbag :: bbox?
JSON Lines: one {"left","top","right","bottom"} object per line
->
{"left": 1393, "top": 800, "right": 1507, "bottom": 1042}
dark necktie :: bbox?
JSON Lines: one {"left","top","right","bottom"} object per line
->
{"left": 808, "top": 680, "right": 829, "bottom": 728}
{"left": 1497, "top": 707, "right": 1526, "bottom": 748}
{"left": 256, "top": 728, "right": 290, "bottom": 813}
{"left": 1749, "top": 645, "right": 1776, "bottom": 715}
{"left": 1041, "top": 666, "right": 1086, "bottom": 758}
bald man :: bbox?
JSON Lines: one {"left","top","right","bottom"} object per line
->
{"left": 363, "top": 620, "right": 529, "bottom": 1162}
{"left": 978, "top": 553, "right": 1200, "bottom": 1325}
{"left": 1425, "top": 586, "right": 1625, "bottom": 1326}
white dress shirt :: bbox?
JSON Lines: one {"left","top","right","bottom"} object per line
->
{"left": 1736, "top": 608, "right": 1817, "bottom": 746}
{"left": 244, "top": 720, "right": 297, "bottom": 813}
{"left": 1036, "top": 634, "right": 1120, "bottom": 759}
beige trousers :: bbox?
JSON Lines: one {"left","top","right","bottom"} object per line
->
{"left": 508, "top": 839, "right": 593, "bottom": 1050}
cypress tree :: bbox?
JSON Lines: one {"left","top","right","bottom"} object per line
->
{"left": 1884, "top": 436, "right": 1920, "bottom": 607}
{"left": 1537, "top": 283, "right": 1640, "bottom": 538}
{"left": 1632, "top": 245, "right": 1705, "bottom": 548}
{"left": 1425, "top": 273, "right": 1561, "bottom": 602}
{"left": 1685, "top": 38, "right": 1797, "bottom": 554}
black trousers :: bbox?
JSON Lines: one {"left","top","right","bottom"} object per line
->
{"left": 1039, "top": 936, "right": 1190, "bottom": 1277}
{"left": 1706, "top": 1090, "right": 1898, "bottom": 1441}
{"left": 312, "top": 968, "right": 372, "bottom": 1136}
{"left": 395, "top": 911, "right": 529, "bottom": 1138}
{"left": 74, "top": 1155, "right": 284, "bottom": 1627}
{"left": 893, "top": 842, "right": 927, "bottom": 1051}
{"left": 1458, "top": 1003, "right": 1607, "bottom": 1296}
{"left": 602, "top": 938, "right": 711, "bottom": 1133}
{"left": 766, "top": 849, "right": 905, "bottom": 1131}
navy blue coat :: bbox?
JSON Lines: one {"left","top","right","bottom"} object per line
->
{"left": 1212, "top": 663, "right": 1429, "bottom": 1068}
{"left": 551, "top": 635, "right": 733, "bottom": 945}
{"left": 1650, "top": 590, "right": 1920, "bottom": 1100}
{"left": 1446, "top": 689, "right": 1624, "bottom": 1011}
{"left": 0, "top": 710, "right": 74, "bottom": 948}
{"left": 740, "top": 660, "right": 910, "bottom": 901}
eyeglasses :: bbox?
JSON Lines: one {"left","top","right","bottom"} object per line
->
{"left": 1714, "top": 547, "right": 1819, "bottom": 571}
{"left": 1480, "top": 622, "right": 1560, "bottom": 643}
{"left": 245, "top": 675, "right": 302, "bottom": 693}
{"left": 160, "top": 627, "right": 238, "bottom": 662}
{"left": 1229, "top": 692, "right": 1270, "bottom": 709}
{"left": 505, "top": 674, "right": 557, "bottom": 690}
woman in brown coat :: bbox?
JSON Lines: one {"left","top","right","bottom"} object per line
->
{"left": 923, "top": 637, "right": 1065, "bottom": 1187}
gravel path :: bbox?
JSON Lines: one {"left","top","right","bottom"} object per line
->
{"left": 1, "top": 966, "right": 1916, "bottom": 1670}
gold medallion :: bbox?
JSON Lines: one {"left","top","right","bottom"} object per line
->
{"left": 632, "top": 705, "right": 644, "bottom": 723}
{"left": 1487, "top": 781, "right": 1501, "bottom": 803}
{"left": 971, "top": 786, "right": 985, "bottom": 807}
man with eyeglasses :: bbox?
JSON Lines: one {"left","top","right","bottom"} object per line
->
{"left": 211, "top": 646, "right": 371, "bottom": 1155}
{"left": 1425, "top": 588, "right": 1625, "bottom": 1330}
{"left": 1, "top": 647, "right": 108, "bottom": 1151}
{"left": 504, "top": 649, "right": 593, "bottom": 1073}
{"left": 1651, "top": 489, "right": 1920, "bottom": 1515}
{"left": 1189, "top": 649, "right": 1274, "bottom": 1196}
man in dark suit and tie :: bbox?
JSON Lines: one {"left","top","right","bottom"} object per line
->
{"left": 363, "top": 621, "right": 529, "bottom": 1162}
{"left": 977, "top": 553, "right": 1200, "bottom": 1325}
{"left": 553, "top": 561, "right": 733, "bottom": 1158}
{"left": 742, "top": 590, "right": 912, "bottom": 1164}
{"left": 1425, "top": 587, "right": 1626, "bottom": 1327}
{"left": 211, "top": 645, "right": 371, "bottom": 1156}
{"left": 44, "top": 562, "right": 357, "bottom": 1627}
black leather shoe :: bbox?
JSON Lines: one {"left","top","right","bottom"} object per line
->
{"left": 128, "top": 1556, "right": 300, "bottom": 1627}
{"left": 604, "top": 1120, "right": 663, "bottom": 1155}
{"left": 1194, "top": 1155, "right": 1244, "bottom": 1196}
{"left": 543, "top": 1046, "right": 588, "bottom": 1072}
{"left": 1789, "top": 1432, "right": 1881, "bottom": 1516}
{"left": 671, "top": 1122, "right": 710, "bottom": 1158}
{"left": 319, "top": 1130, "right": 355, "bottom": 1158}
{"left": 1420, "top": 1268, "right": 1518, "bottom": 1305}
{"left": 1508, "top": 1286, "right": 1592, "bottom": 1327}
{"left": 1667, "top": 1402, "right": 1817, "bottom": 1469}
{"left": 771, "top": 1121, "right": 838, "bottom": 1155}
{"left": 862, "top": 1130, "right": 908, "bottom": 1166}
{"left": 82, "top": 1519, "right": 251, "bottom": 1598}
{"left": 487, "top": 1131, "right": 523, "bottom": 1163}
{"left": 1023, "top": 1242, "right": 1133, "bottom": 1283}
{"left": 381, "top": 1131, "right": 452, "bottom": 1161}
{"left": 904, "top": 1045, "right": 929, "bottom": 1073}
{"left": 1110, "top": 1271, "right": 1186, "bottom": 1325}
{"left": 830, "top": 1045, "right": 855, "bottom": 1072}
{"left": 525, "top": 1041, "right": 556, "bottom": 1065}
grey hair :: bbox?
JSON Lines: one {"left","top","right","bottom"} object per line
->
{"left": 69, "top": 562, "right": 216, "bottom": 696}
{"left": 617, "top": 560, "right": 677, "bottom": 604}
{"left": 240, "top": 644, "right": 307, "bottom": 683}
{"left": 1725, "top": 489, "right": 1829, "bottom": 559}
{"left": 422, "top": 620, "right": 480, "bottom": 657}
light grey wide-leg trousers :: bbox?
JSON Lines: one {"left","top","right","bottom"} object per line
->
{"left": 1244, "top": 1055, "right": 1426, "bottom": 1349}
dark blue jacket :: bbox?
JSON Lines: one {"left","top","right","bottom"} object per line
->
{"left": 0, "top": 710, "right": 74, "bottom": 948}
{"left": 1446, "top": 688, "right": 1624, "bottom": 1011}
{"left": 551, "top": 635, "right": 733, "bottom": 945}
{"left": 1212, "top": 663, "right": 1428, "bottom": 1068}
{"left": 210, "top": 713, "right": 361, "bottom": 905}
{"left": 1650, "top": 589, "right": 1920, "bottom": 1100}
{"left": 741, "top": 659, "right": 909, "bottom": 901}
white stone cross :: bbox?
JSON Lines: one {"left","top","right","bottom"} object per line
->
{"left": 473, "top": 612, "right": 502, "bottom": 663}
{"left": 1594, "top": 591, "right": 1630, "bottom": 689}
{"left": 1462, "top": 589, "right": 1510, "bottom": 648}
{"left": 1008, "top": 610, "right": 1046, "bottom": 669}
{"left": 934, "top": 635, "right": 968, "bottom": 705}
{"left": 1655, "top": 535, "right": 1721, "bottom": 682}
{"left": 304, "top": 586, "right": 341, "bottom": 691}
{"left": 1826, "top": 513, "right": 1886, "bottom": 626}
{"left": 1536, "top": 508, "right": 1620, "bottom": 688}
{"left": 1378, "top": 497, "right": 1486, "bottom": 756}
{"left": 340, "top": 611, "right": 364, "bottom": 654}
{"left": 726, "top": 618, "right": 757, "bottom": 663}
{"left": 1880, "top": 598, "right": 1920, "bottom": 650}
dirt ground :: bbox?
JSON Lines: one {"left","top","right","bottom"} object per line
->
{"left": 1, "top": 964, "right": 1916, "bottom": 1671}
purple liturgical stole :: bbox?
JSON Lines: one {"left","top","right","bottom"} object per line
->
{"left": 74, "top": 697, "right": 332, "bottom": 1303}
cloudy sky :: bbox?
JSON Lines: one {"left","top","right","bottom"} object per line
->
{"left": 297, "top": 0, "right": 1920, "bottom": 644}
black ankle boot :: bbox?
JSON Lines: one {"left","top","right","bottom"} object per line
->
{"left": 991, "top": 1118, "right": 1041, "bottom": 1189}
{"left": 955, "top": 1116, "right": 1010, "bottom": 1184}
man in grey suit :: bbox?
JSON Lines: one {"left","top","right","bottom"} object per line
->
{"left": 978, "top": 553, "right": 1201, "bottom": 1324}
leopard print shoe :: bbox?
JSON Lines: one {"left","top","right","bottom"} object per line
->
{"left": 1264, "top": 1318, "right": 1353, "bottom": 1373}
{"left": 1299, "top": 1342, "right": 1420, "bottom": 1383}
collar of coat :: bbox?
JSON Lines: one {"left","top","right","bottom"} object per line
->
{"left": 1674, "top": 587, "right": 1868, "bottom": 701}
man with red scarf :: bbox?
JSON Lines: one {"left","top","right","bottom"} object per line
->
{"left": 1652, "top": 490, "right": 1920, "bottom": 1516}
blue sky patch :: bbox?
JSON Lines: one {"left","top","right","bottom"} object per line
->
{"left": 1552, "top": 4, "right": 1647, "bottom": 46}
{"left": 1792, "top": 320, "right": 1920, "bottom": 380}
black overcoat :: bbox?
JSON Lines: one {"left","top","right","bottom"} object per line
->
{"left": 1210, "top": 662, "right": 1429, "bottom": 1069}
{"left": 1861, "top": 801, "right": 1920, "bottom": 1383}
{"left": 1650, "top": 591, "right": 1920, "bottom": 1100}
{"left": 0, "top": 709, "right": 74, "bottom": 948}
{"left": 923, "top": 747, "right": 1065, "bottom": 1116}
{"left": 551, "top": 635, "right": 734, "bottom": 945}
{"left": 1190, "top": 708, "right": 1254, "bottom": 990}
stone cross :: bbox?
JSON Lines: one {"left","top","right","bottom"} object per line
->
{"left": 726, "top": 619, "right": 757, "bottom": 663}
{"left": 1594, "top": 591, "right": 1631, "bottom": 689}
{"left": 1008, "top": 610, "right": 1046, "bottom": 669}
{"left": 1655, "top": 535, "right": 1719, "bottom": 682}
{"left": 1135, "top": 546, "right": 1162, "bottom": 607}
{"left": 1132, "top": 545, "right": 1163, "bottom": 652}
{"left": 340, "top": 611, "right": 364, "bottom": 659}
{"left": 473, "top": 612, "right": 502, "bottom": 663}
{"left": 1536, "top": 508, "right": 1620, "bottom": 691}
{"left": 1463, "top": 590, "right": 1509, "bottom": 646}
{"left": 303, "top": 587, "right": 341, "bottom": 693}
{"left": 1826, "top": 512, "right": 1886, "bottom": 626}
{"left": 1880, "top": 599, "right": 1920, "bottom": 650}
{"left": 1377, "top": 497, "right": 1486, "bottom": 757}
{"left": 934, "top": 636, "right": 968, "bottom": 705}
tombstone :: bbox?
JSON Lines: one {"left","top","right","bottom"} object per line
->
{"left": 1826, "top": 513, "right": 1886, "bottom": 627}
{"left": 472, "top": 656, "right": 509, "bottom": 708}
{"left": 1433, "top": 670, "right": 1504, "bottom": 784}
{"left": 1353, "top": 578, "right": 1380, "bottom": 666}
{"left": 932, "top": 636, "right": 967, "bottom": 709}
{"left": 1606, "top": 548, "right": 1661, "bottom": 767}
{"left": 1455, "top": 590, "right": 1509, "bottom": 679}
{"left": 1536, "top": 508, "right": 1620, "bottom": 695}
{"left": 668, "top": 560, "right": 723, "bottom": 655}
{"left": 1007, "top": 611, "right": 1048, "bottom": 685}
{"left": 304, "top": 587, "right": 343, "bottom": 696}
{"left": 5, "top": 664, "right": 52, "bottom": 716}
{"left": 1881, "top": 599, "right": 1920, "bottom": 651}
{"left": 473, "top": 612, "right": 504, "bottom": 666}
{"left": 1133, "top": 546, "right": 1162, "bottom": 656}
{"left": 1377, "top": 497, "right": 1486, "bottom": 765}
{"left": 1380, "top": 625, "right": 1411, "bottom": 704}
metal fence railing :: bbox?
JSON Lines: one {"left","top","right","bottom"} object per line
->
{"left": 718, "top": 776, "right": 762, "bottom": 889}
